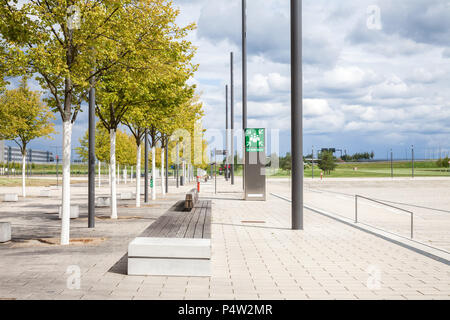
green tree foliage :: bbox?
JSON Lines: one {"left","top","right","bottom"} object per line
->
{"left": 0, "top": 80, "right": 55, "bottom": 155}
{"left": 0, "top": 79, "right": 55, "bottom": 197}
{"left": 436, "top": 157, "right": 450, "bottom": 169}
{"left": 341, "top": 152, "right": 375, "bottom": 162}
{"left": 279, "top": 153, "right": 292, "bottom": 171}
{"left": 318, "top": 151, "right": 337, "bottom": 174}
{"left": 76, "top": 124, "right": 137, "bottom": 166}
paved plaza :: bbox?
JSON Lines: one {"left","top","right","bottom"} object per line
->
{"left": 0, "top": 177, "right": 449, "bottom": 300}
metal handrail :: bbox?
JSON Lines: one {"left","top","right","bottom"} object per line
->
{"left": 355, "top": 195, "right": 414, "bottom": 239}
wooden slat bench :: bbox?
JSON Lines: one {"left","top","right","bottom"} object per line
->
{"left": 184, "top": 188, "right": 199, "bottom": 210}
{"left": 128, "top": 199, "right": 212, "bottom": 277}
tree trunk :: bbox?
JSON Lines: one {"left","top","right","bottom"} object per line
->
{"left": 60, "top": 121, "right": 72, "bottom": 245}
{"left": 110, "top": 129, "right": 118, "bottom": 219}
{"left": 161, "top": 147, "right": 165, "bottom": 196}
{"left": 152, "top": 146, "right": 156, "bottom": 201}
{"left": 98, "top": 161, "right": 101, "bottom": 188}
{"left": 136, "top": 143, "right": 141, "bottom": 208}
{"left": 21, "top": 151, "right": 26, "bottom": 198}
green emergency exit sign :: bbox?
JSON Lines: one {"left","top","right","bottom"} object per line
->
{"left": 245, "top": 128, "right": 265, "bottom": 152}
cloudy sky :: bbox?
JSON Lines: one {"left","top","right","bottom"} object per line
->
{"left": 15, "top": 0, "right": 450, "bottom": 160}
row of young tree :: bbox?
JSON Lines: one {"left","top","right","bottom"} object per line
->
{"left": 436, "top": 157, "right": 450, "bottom": 169}
{"left": 0, "top": 81, "right": 55, "bottom": 197}
{"left": 278, "top": 152, "right": 338, "bottom": 174}
{"left": 0, "top": 0, "right": 205, "bottom": 245}
{"left": 76, "top": 122, "right": 209, "bottom": 172}
{"left": 341, "top": 152, "right": 375, "bottom": 162}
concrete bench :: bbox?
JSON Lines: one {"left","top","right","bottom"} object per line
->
{"left": 3, "top": 194, "right": 18, "bottom": 202}
{"left": 120, "top": 192, "right": 134, "bottom": 200}
{"left": 58, "top": 206, "right": 80, "bottom": 219}
{"left": 96, "top": 196, "right": 111, "bottom": 208}
{"left": 184, "top": 188, "right": 199, "bottom": 211}
{"left": 39, "top": 190, "right": 51, "bottom": 198}
{"left": 0, "top": 222, "right": 11, "bottom": 243}
{"left": 128, "top": 200, "right": 212, "bottom": 277}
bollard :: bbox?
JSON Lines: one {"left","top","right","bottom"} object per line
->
{"left": 197, "top": 176, "right": 200, "bottom": 193}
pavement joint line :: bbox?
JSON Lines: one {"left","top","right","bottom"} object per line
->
{"left": 269, "top": 193, "right": 450, "bottom": 266}
{"left": 308, "top": 187, "right": 450, "bottom": 215}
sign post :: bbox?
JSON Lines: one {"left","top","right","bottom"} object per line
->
{"left": 214, "top": 149, "right": 227, "bottom": 195}
{"left": 244, "top": 128, "right": 266, "bottom": 201}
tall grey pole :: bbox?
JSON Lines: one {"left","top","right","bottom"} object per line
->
{"left": 230, "top": 52, "right": 235, "bottom": 185}
{"left": 88, "top": 73, "right": 96, "bottom": 228}
{"left": 176, "top": 142, "right": 179, "bottom": 188}
{"left": 311, "top": 146, "right": 314, "bottom": 180}
{"left": 242, "top": 0, "right": 247, "bottom": 190}
{"left": 391, "top": 149, "right": 394, "bottom": 178}
{"left": 225, "top": 85, "right": 229, "bottom": 182}
{"left": 215, "top": 149, "right": 217, "bottom": 194}
{"left": 291, "top": 0, "right": 303, "bottom": 230}
{"left": 412, "top": 145, "right": 415, "bottom": 178}
{"left": 165, "top": 137, "right": 169, "bottom": 194}
{"left": 144, "top": 130, "right": 149, "bottom": 203}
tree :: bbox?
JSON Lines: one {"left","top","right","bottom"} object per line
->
{"left": 318, "top": 151, "right": 337, "bottom": 175}
{"left": 122, "top": 69, "right": 198, "bottom": 205}
{"left": 280, "top": 153, "right": 292, "bottom": 171}
{"left": 76, "top": 124, "right": 136, "bottom": 167}
{"left": 0, "top": 0, "right": 155, "bottom": 244}
{"left": 93, "top": 0, "right": 196, "bottom": 217}
{"left": 0, "top": 80, "right": 55, "bottom": 197}
{"left": 437, "top": 157, "right": 450, "bottom": 169}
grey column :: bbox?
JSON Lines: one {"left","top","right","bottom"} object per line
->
{"left": 291, "top": 0, "right": 303, "bottom": 230}
{"left": 176, "top": 143, "right": 179, "bottom": 188}
{"left": 165, "top": 137, "right": 169, "bottom": 193}
{"left": 144, "top": 130, "right": 149, "bottom": 203}
{"left": 230, "top": 52, "right": 235, "bottom": 185}
{"left": 242, "top": 0, "right": 247, "bottom": 190}
{"left": 391, "top": 149, "right": 394, "bottom": 178}
{"left": 88, "top": 73, "right": 96, "bottom": 229}
{"left": 225, "top": 85, "right": 229, "bottom": 182}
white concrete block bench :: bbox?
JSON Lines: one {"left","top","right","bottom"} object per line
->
{"left": 39, "top": 190, "right": 51, "bottom": 198}
{"left": 128, "top": 200, "right": 212, "bottom": 277}
{"left": 0, "top": 222, "right": 11, "bottom": 243}
{"left": 96, "top": 196, "right": 111, "bottom": 208}
{"left": 3, "top": 194, "right": 18, "bottom": 202}
{"left": 120, "top": 192, "right": 134, "bottom": 200}
{"left": 58, "top": 206, "right": 80, "bottom": 219}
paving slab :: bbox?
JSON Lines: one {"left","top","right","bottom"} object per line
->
{"left": 0, "top": 178, "right": 449, "bottom": 300}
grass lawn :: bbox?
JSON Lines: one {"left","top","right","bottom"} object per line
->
{"left": 267, "top": 161, "right": 450, "bottom": 178}
{"left": 0, "top": 178, "right": 58, "bottom": 187}
{"left": 0, "top": 177, "right": 84, "bottom": 187}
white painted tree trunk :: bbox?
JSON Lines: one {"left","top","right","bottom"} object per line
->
{"left": 60, "top": 121, "right": 72, "bottom": 245}
{"left": 136, "top": 144, "right": 141, "bottom": 208}
{"left": 161, "top": 148, "right": 165, "bottom": 196}
{"left": 152, "top": 146, "right": 156, "bottom": 200}
{"left": 98, "top": 161, "right": 101, "bottom": 188}
{"left": 22, "top": 153, "right": 26, "bottom": 198}
{"left": 117, "top": 164, "right": 120, "bottom": 184}
{"left": 125, "top": 166, "right": 127, "bottom": 184}
{"left": 110, "top": 130, "right": 118, "bottom": 219}
{"left": 109, "top": 164, "right": 111, "bottom": 187}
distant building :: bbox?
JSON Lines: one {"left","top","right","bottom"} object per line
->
{"left": 0, "top": 141, "right": 54, "bottom": 164}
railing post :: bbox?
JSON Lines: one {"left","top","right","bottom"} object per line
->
{"left": 355, "top": 195, "right": 358, "bottom": 223}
